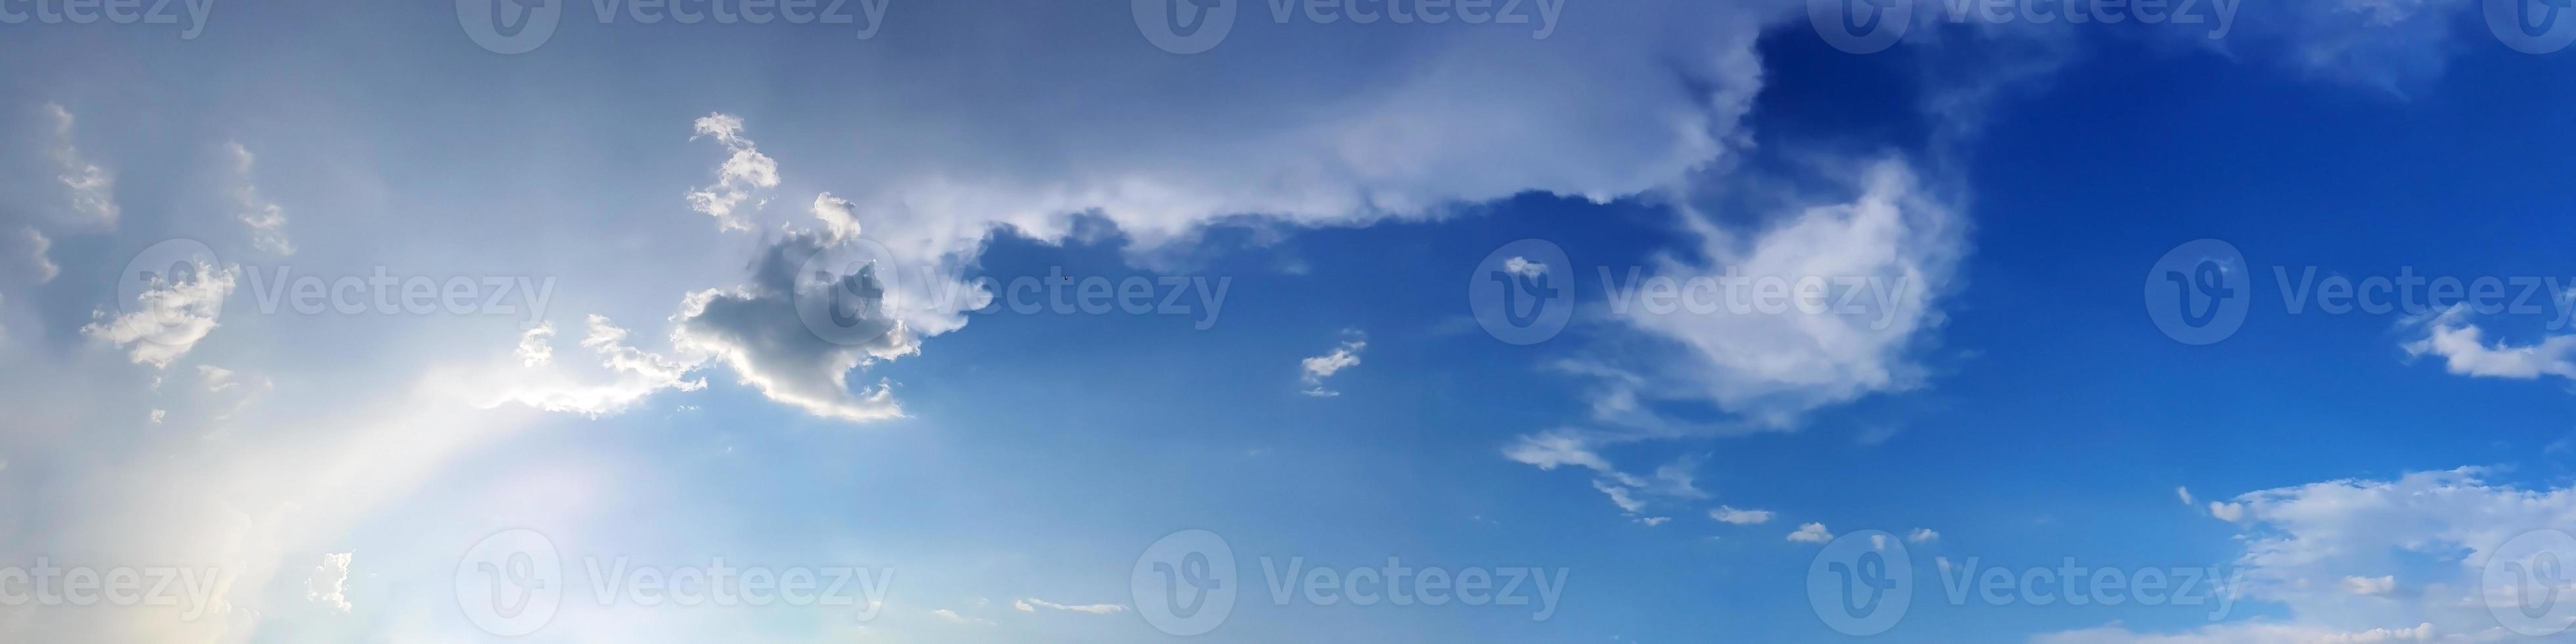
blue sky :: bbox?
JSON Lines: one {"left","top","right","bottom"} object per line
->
{"left": 7, "top": 0, "right": 2576, "bottom": 642}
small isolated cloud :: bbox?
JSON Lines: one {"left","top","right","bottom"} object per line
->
{"left": 81, "top": 259, "right": 235, "bottom": 368}
{"left": 1299, "top": 331, "right": 1366, "bottom": 398}
{"left": 43, "top": 103, "right": 117, "bottom": 227}
{"left": 2339, "top": 574, "right": 2395, "bottom": 597}
{"left": 672, "top": 234, "right": 920, "bottom": 422}
{"left": 1711, "top": 506, "right": 1774, "bottom": 525}
{"left": 929, "top": 609, "right": 992, "bottom": 625}
{"left": 1908, "top": 528, "right": 1939, "bottom": 543}
{"left": 1012, "top": 597, "right": 1126, "bottom": 614}
{"left": 1506, "top": 432, "right": 1705, "bottom": 518}
{"left": 307, "top": 552, "right": 352, "bottom": 612}
{"left": 515, "top": 323, "right": 555, "bottom": 367}
{"left": 148, "top": 409, "right": 165, "bottom": 424}
{"left": 2177, "top": 486, "right": 2194, "bottom": 506}
{"left": 226, "top": 142, "right": 292, "bottom": 255}
{"left": 2402, "top": 305, "right": 2576, "bottom": 380}
{"left": 1634, "top": 516, "right": 1670, "bottom": 527}
{"left": 1787, "top": 522, "right": 1833, "bottom": 543}
{"left": 1502, "top": 256, "right": 1546, "bottom": 279}
{"left": 685, "top": 112, "right": 780, "bottom": 231}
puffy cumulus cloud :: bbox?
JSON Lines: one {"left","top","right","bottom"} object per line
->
{"left": 485, "top": 314, "right": 706, "bottom": 417}
{"left": 1711, "top": 505, "right": 1774, "bottom": 525}
{"left": 43, "top": 103, "right": 117, "bottom": 227}
{"left": 686, "top": 113, "right": 779, "bottom": 232}
{"left": 1787, "top": 522, "right": 1833, "bottom": 543}
{"left": 1298, "top": 331, "right": 1366, "bottom": 397}
{"left": 2039, "top": 469, "right": 2576, "bottom": 643}
{"left": 226, "top": 142, "right": 292, "bottom": 256}
{"left": 1601, "top": 158, "right": 1965, "bottom": 426}
{"left": 670, "top": 233, "right": 978, "bottom": 422}
{"left": 81, "top": 259, "right": 236, "bottom": 368}
{"left": 1013, "top": 597, "right": 1126, "bottom": 614}
{"left": 306, "top": 552, "right": 352, "bottom": 612}
{"left": 2402, "top": 305, "right": 2576, "bottom": 380}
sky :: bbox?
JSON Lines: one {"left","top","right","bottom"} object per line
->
{"left": 5, "top": 0, "right": 2576, "bottom": 641}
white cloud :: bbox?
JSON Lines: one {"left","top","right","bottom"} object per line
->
{"left": 2209, "top": 501, "right": 2247, "bottom": 522}
{"left": 148, "top": 409, "right": 165, "bottom": 424}
{"left": 1711, "top": 506, "right": 1774, "bottom": 525}
{"left": 2178, "top": 486, "right": 2196, "bottom": 506}
{"left": 1787, "top": 522, "right": 1833, "bottom": 543}
{"left": 1908, "top": 528, "right": 1939, "bottom": 543}
{"left": 1601, "top": 159, "right": 1964, "bottom": 426}
{"left": 2402, "top": 305, "right": 2576, "bottom": 380}
{"left": 43, "top": 103, "right": 117, "bottom": 227}
{"left": 2339, "top": 574, "right": 2395, "bottom": 597}
{"left": 929, "top": 609, "right": 992, "bottom": 625}
{"left": 487, "top": 315, "right": 706, "bottom": 417}
{"left": 1636, "top": 516, "right": 1671, "bottom": 527}
{"left": 306, "top": 552, "right": 352, "bottom": 612}
{"left": 516, "top": 323, "right": 555, "bottom": 367}
{"left": 685, "top": 113, "right": 780, "bottom": 231}
{"left": 1299, "top": 333, "right": 1366, "bottom": 397}
{"left": 670, "top": 234, "right": 940, "bottom": 422}
{"left": 12, "top": 227, "right": 57, "bottom": 283}
{"left": 226, "top": 142, "right": 293, "bottom": 255}
{"left": 2040, "top": 468, "right": 2576, "bottom": 643}
{"left": 81, "top": 259, "right": 235, "bottom": 368}
{"left": 1502, "top": 256, "right": 1546, "bottom": 279}
{"left": 1012, "top": 597, "right": 1126, "bottom": 614}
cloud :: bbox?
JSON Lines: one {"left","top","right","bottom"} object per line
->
{"left": 1908, "top": 528, "right": 1939, "bottom": 543}
{"left": 1012, "top": 597, "right": 1126, "bottom": 614}
{"left": 1299, "top": 332, "right": 1366, "bottom": 397}
{"left": 43, "top": 103, "right": 117, "bottom": 227}
{"left": 670, "top": 234, "right": 935, "bottom": 422}
{"left": 306, "top": 552, "right": 352, "bottom": 613}
{"left": 226, "top": 142, "right": 293, "bottom": 255}
{"left": 9, "top": 227, "right": 56, "bottom": 283}
{"left": 2209, "top": 501, "right": 2246, "bottom": 522}
{"left": 2041, "top": 468, "right": 2576, "bottom": 643}
{"left": 1711, "top": 506, "right": 1774, "bottom": 525}
{"left": 488, "top": 315, "right": 705, "bottom": 417}
{"left": 685, "top": 113, "right": 780, "bottom": 231}
{"left": 515, "top": 323, "right": 555, "bottom": 367}
{"left": 2178, "top": 486, "right": 2196, "bottom": 506}
{"left": 2401, "top": 305, "right": 2576, "bottom": 380}
{"left": 1787, "top": 522, "right": 1833, "bottom": 543}
{"left": 929, "top": 609, "right": 992, "bottom": 626}
{"left": 1601, "top": 158, "right": 1964, "bottom": 426}
{"left": 81, "top": 258, "right": 235, "bottom": 368}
